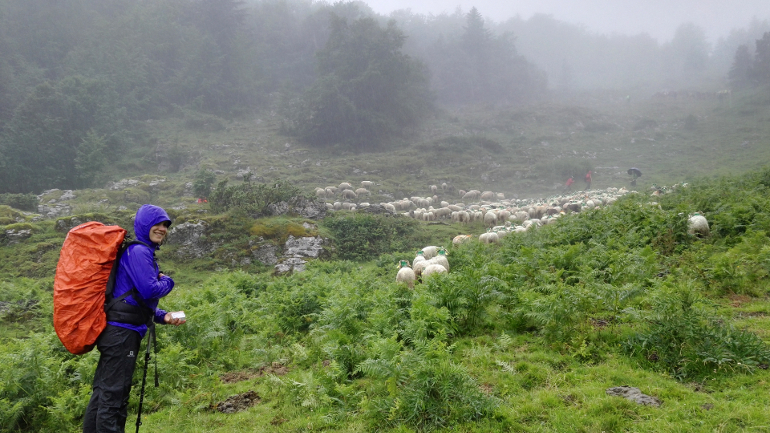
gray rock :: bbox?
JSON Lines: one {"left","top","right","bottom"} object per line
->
{"left": 2, "top": 229, "right": 32, "bottom": 245}
{"left": 265, "top": 197, "right": 326, "bottom": 219}
{"left": 165, "top": 220, "right": 220, "bottom": 258}
{"left": 60, "top": 190, "right": 76, "bottom": 201}
{"left": 357, "top": 204, "right": 395, "bottom": 215}
{"left": 284, "top": 235, "right": 325, "bottom": 259}
{"left": 605, "top": 386, "right": 661, "bottom": 407}
{"left": 252, "top": 244, "right": 279, "bottom": 265}
{"left": 38, "top": 203, "right": 72, "bottom": 219}
{"left": 107, "top": 179, "right": 141, "bottom": 190}
{"left": 274, "top": 257, "right": 307, "bottom": 274}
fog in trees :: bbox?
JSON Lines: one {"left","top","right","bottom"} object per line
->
{"left": 0, "top": 0, "right": 769, "bottom": 193}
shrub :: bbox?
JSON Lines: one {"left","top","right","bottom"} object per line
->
{"left": 358, "top": 338, "right": 497, "bottom": 431}
{"left": 0, "top": 194, "right": 38, "bottom": 212}
{"left": 623, "top": 281, "right": 770, "bottom": 380}
{"left": 324, "top": 213, "right": 418, "bottom": 261}
{"left": 209, "top": 179, "right": 306, "bottom": 217}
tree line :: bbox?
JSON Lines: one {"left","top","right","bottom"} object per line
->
{"left": 0, "top": 0, "right": 767, "bottom": 194}
{"left": 729, "top": 32, "right": 770, "bottom": 89}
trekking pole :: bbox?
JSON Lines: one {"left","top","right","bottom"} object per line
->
{"left": 135, "top": 326, "right": 155, "bottom": 433}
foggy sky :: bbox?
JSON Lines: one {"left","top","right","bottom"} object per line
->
{"left": 365, "top": 0, "right": 770, "bottom": 43}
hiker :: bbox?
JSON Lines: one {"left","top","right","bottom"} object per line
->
{"left": 563, "top": 176, "right": 574, "bottom": 192}
{"left": 584, "top": 170, "right": 592, "bottom": 191}
{"left": 83, "top": 204, "right": 185, "bottom": 433}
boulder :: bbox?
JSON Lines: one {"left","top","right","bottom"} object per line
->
{"left": 165, "top": 220, "right": 220, "bottom": 258}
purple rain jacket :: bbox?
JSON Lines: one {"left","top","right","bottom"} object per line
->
{"left": 108, "top": 204, "right": 174, "bottom": 337}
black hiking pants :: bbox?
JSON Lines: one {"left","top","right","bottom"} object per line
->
{"left": 83, "top": 325, "right": 142, "bottom": 433}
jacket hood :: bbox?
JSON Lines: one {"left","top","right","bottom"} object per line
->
{"left": 134, "top": 204, "right": 172, "bottom": 247}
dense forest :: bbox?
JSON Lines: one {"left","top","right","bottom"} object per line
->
{"left": 0, "top": 0, "right": 769, "bottom": 194}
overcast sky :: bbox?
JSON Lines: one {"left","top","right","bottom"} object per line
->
{"left": 364, "top": 0, "right": 770, "bottom": 43}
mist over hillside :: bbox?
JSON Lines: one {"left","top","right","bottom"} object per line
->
{"left": 0, "top": 0, "right": 768, "bottom": 198}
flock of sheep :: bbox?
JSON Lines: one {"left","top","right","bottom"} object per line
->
{"left": 395, "top": 245, "right": 450, "bottom": 289}
{"left": 314, "top": 180, "right": 709, "bottom": 287}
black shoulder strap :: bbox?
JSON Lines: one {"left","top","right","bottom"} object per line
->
{"left": 105, "top": 240, "right": 151, "bottom": 313}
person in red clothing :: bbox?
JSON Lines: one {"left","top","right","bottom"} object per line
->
{"left": 584, "top": 170, "right": 592, "bottom": 190}
{"left": 563, "top": 176, "right": 574, "bottom": 192}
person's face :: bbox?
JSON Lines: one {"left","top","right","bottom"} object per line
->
{"left": 149, "top": 222, "right": 169, "bottom": 244}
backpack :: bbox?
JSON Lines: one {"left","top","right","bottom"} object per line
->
{"left": 53, "top": 221, "right": 150, "bottom": 355}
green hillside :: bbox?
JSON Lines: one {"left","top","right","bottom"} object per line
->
{"left": 3, "top": 162, "right": 770, "bottom": 431}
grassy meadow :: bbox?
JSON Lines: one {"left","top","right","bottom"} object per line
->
{"left": 2, "top": 89, "right": 770, "bottom": 432}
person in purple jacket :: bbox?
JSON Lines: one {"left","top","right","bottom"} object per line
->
{"left": 83, "top": 204, "right": 185, "bottom": 433}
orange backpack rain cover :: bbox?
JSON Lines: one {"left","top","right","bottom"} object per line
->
{"left": 54, "top": 221, "right": 127, "bottom": 354}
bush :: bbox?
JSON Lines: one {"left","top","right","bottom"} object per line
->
{"left": 0, "top": 194, "right": 38, "bottom": 212}
{"left": 324, "top": 213, "right": 418, "bottom": 261}
{"left": 623, "top": 281, "right": 770, "bottom": 380}
{"left": 208, "top": 179, "right": 306, "bottom": 217}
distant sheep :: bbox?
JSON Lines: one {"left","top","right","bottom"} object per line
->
{"left": 452, "top": 235, "right": 472, "bottom": 245}
{"left": 361, "top": 181, "right": 374, "bottom": 188}
{"left": 688, "top": 212, "right": 709, "bottom": 237}
{"left": 479, "top": 230, "right": 499, "bottom": 244}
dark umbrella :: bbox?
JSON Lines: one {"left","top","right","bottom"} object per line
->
{"left": 628, "top": 168, "right": 642, "bottom": 186}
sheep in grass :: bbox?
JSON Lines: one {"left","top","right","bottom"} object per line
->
{"left": 688, "top": 212, "right": 710, "bottom": 237}
{"left": 355, "top": 188, "right": 370, "bottom": 196}
{"left": 479, "top": 230, "right": 499, "bottom": 244}
{"left": 431, "top": 184, "right": 438, "bottom": 194}
{"left": 480, "top": 191, "right": 496, "bottom": 201}
{"left": 341, "top": 189, "right": 357, "bottom": 200}
{"left": 430, "top": 248, "right": 449, "bottom": 271}
{"left": 339, "top": 182, "right": 353, "bottom": 190}
{"left": 452, "top": 235, "right": 472, "bottom": 245}
{"left": 315, "top": 187, "right": 326, "bottom": 199}
{"left": 421, "top": 246, "right": 439, "bottom": 259}
{"left": 396, "top": 260, "right": 415, "bottom": 288}
{"left": 422, "top": 263, "right": 447, "bottom": 278}
{"left": 483, "top": 210, "right": 497, "bottom": 227}
{"left": 412, "top": 257, "right": 430, "bottom": 278}
{"left": 361, "top": 180, "right": 374, "bottom": 188}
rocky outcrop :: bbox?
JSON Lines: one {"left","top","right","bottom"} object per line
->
{"left": 274, "top": 235, "right": 328, "bottom": 274}
{"left": 267, "top": 197, "right": 326, "bottom": 220}
{"left": 251, "top": 241, "right": 279, "bottom": 265}
{"left": 165, "top": 220, "right": 221, "bottom": 258}
{"left": 37, "top": 189, "right": 76, "bottom": 219}
{"left": 1, "top": 228, "right": 32, "bottom": 245}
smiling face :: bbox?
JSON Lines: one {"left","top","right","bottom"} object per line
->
{"left": 148, "top": 222, "right": 169, "bottom": 244}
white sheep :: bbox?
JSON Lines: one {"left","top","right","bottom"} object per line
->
{"left": 452, "top": 235, "right": 472, "bottom": 245}
{"left": 430, "top": 248, "right": 449, "bottom": 271}
{"left": 355, "top": 188, "right": 370, "bottom": 196}
{"left": 412, "top": 257, "right": 430, "bottom": 278}
{"left": 339, "top": 182, "right": 353, "bottom": 190}
{"left": 341, "top": 189, "right": 357, "bottom": 200}
{"left": 483, "top": 210, "right": 497, "bottom": 227}
{"left": 361, "top": 180, "right": 374, "bottom": 188}
{"left": 479, "top": 230, "right": 499, "bottom": 244}
{"left": 480, "top": 191, "right": 496, "bottom": 201}
{"left": 688, "top": 212, "right": 709, "bottom": 237}
{"left": 422, "top": 263, "right": 447, "bottom": 278}
{"left": 421, "top": 246, "right": 439, "bottom": 259}
{"left": 396, "top": 260, "right": 415, "bottom": 288}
